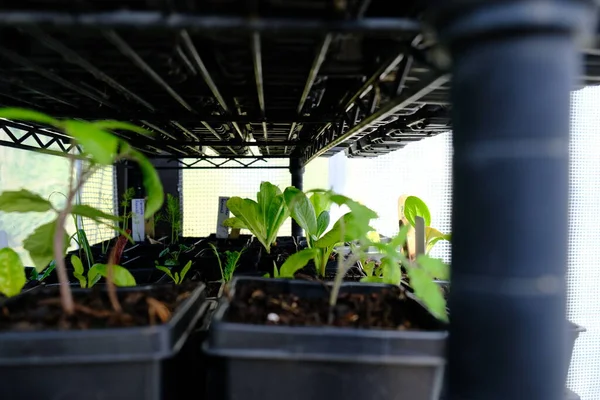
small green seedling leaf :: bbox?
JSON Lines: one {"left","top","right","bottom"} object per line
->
{"left": 156, "top": 265, "right": 175, "bottom": 282}
{"left": 380, "top": 258, "right": 401, "bottom": 285}
{"left": 127, "top": 149, "right": 164, "bottom": 218}
{"left": 406, "top": 267, "right": 448, "bottom": 322}
{"left": 179, "top": 260, "right": 192, "bottom": 283}
{"left": 404, "top": 196, "right": 431, "bottom": 227}
{"left": 284, "top": 187, "right": 318, "bottom": 238}
{"left": 0, "top": 107, "right": 61, "bottom": 127}
{"left": 0, "top": 248, "right": 26, "bottom": 297}
{"left": 90, "top": 264, "right": 137, "bottom": 287}
{"left": 64, "top": 120, "right": 120, "bottom": 165}
{"left": 279, "top": 248, "right": 318, "bottom": 278}
{"left": 24, "top": 220, "right": 68, "bottom": 272}
{"left": 222, "top": 217, "right": 247, "bottom": 229}
{"left": 310, "top": 192, "right": 331, "bottom": 218}
{"left": 0, "top": 189, "right": 54, "bottom": 213}
{"left": 316, "top": 211, "right": 330, "bottom": 238}
{"left": 71, "top": 204, "right": 121, "bottom": 222}
{"left": 71, "top": 255, "right": 87, "bottom": 288}
{"left": 416, "top": 255, "right": 450, "bottom": 281}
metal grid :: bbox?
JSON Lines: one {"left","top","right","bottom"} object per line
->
{"left": 78, "top": 164, "right": 117, "bottom": 245}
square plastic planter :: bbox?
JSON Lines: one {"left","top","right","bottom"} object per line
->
{"left": 0, "top": 283, "right": 208, "bottom": 400}
{"left": 204, "top": 277, "right": 447, "bottom": 400}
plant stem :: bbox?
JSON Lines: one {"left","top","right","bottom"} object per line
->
{"left": 106, "top": 245, "right": 122, "bottom": 313}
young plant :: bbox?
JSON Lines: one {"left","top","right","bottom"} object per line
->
{"left": 280, "top": 188, "right": 377, "bottom": 278}
{"left": 401, "top": 195, "right": 452, "bottom": 254}
{"left": 156, "top": 193, "right": 182, "bottom": 244}
{"left": 208, "top": 243, "right": 244, "bottom": 282}
{"left": 120, "top": 187, "right": 136, "bottom": 232}
{"left": 222, "top": 182, "right": 289, "bottom": 254}
{"left": 0, "top": 248, "right": 26, "bottom": 297}
{"left": 0, "top": 108, "right": 163, "bottom": 314}
{"left": 159, "top": 243, "right": 191, "bottom": 266}
{"left": 156, "top": 260, "right": 192, "bottom": 285}
{"left": 71, "top": 254, "right": 136, "bottom": 288}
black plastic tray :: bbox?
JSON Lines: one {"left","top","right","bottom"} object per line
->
{"left": 204, "top": 277, "right": 447, "bottom": 400}
{"left": 0, "top": 283, "right": 208, "bottom": 400}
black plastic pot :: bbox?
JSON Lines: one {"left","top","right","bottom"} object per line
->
{"left": 204, "top": 277, "right": 447, "bottom": 400}
{"left": 0, "top": 283, "right": 208, "bottom": 400}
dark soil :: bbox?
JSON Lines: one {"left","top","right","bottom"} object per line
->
{"left": 225, "top": 280, "right": 443, "bottom": 330}
{"left": 0, "top": 282, "right": 200, "bottom": 331}
{"left": 205, "top": 281, "right": 223, "bottom": 298}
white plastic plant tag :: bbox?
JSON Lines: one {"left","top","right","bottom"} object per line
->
{"left": 131, "top": 198, "right": 145, "bottom": 242}
{"left": 0, "top": 230, "right": 7, "bottom": 248}
{"left": 216, "top": 196, "right": 231, "bottom": 238}
{"left": 415, "top": 215, "right": 426, "bottom": 256}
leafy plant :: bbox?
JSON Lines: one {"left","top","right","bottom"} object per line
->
{"left": 159, "top": 243, "right": 190, "bottom": 266}
{"left": 402, "top": 196, "right": 451, "bottom": 253}
{"left": 222, "top": 182, "right": 289, "bottom": 254}
{"left": 280, "top": 188, "right": 377, "bottom": 278}
{"left": 0, "top": 108, "right": 163, "bottom": 314}
{"left": 120, "top": 187, "right": 136, "bottom": 232}
{"left": 156, "top": 193, "right": 182, "bottom": 244}
{"left": 156, "top": 260, "right": 192, "bottom": 285}
{"left": 209, "top": 243, "right": 244, "bottom": 282}
{"left": 71, "top": 254, "right": 137, "bottom": 289}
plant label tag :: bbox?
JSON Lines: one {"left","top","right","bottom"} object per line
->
{"left": 415, "top": 216, "right": 426, "bottom": 256}
{"left": 0, "top": 230, "right": 7, "bottom": 248}
{"left": 216, "top": 197, "right": 231, "bottom": 238}
{"left": 131, "top": 198, "right": 145, "bottom": 242}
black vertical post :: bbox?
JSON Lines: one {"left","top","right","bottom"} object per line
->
{"left": 290, "top": 158, "right": 304, "bottom": 237}
{"left": 429, "top": 1, "right": 595, "bottom": 399}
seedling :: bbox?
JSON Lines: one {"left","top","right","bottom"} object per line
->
{"left": 0, "top": 108, "right": 163, "bottom": 313}
{"left": 159, "top": 243, "right": 191, "bottom": 266}
{"left": 208, "top": 243, "right": 244, "bottom": 282}
{"left": 120, "top": 187, "right": 136, "bottom": 232}
{"left": 72, "top": 254, "right": 136, "bottom": 288}
{"left": 222, "top": 182, "right": 289, "bottom": 254}
{"left": 156, "top": 260, "right": 192, "bottom": 285}
{"left": 401, "top": 195, "right": 452, "bottom": 254}
{"left": 156, "top": 193, "right": 182, "bottom": 244}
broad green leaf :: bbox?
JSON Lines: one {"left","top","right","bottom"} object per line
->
{"left": 127, "top": 149, "right": 164, "bottom": 218}
{"left": 366, "top": 231, "right": 381, "bottom": 243}
{"left": 362, "top": 260, "right": 376, "bottom": 277}
{"left": 64, "top": 120, "right": 120, "bottom": 165}
{"left": 426, "top": 227, "right": 451, "bottom": 252}
{"left": 179, "top": 260, "right": 192, "bottom": 282}
{"left": 91, "top": 264, "right": 137, "bottom": 287}
{"left": 227, "top": 197, "right": 268, "bottom": 249}
{"left": 264, "top": 194, "right": 289, "bottom": 247}
{"left": 87, "top": 265, "right": 101, "bottom": 287}
{"left": 310, "top": 192, "right": 331, "bottom": 218}
{"left": 222, "top": 217, "right": 247, "bottom": 229}
{"left": 329, "top": 194, "right": 378, "bottom": 221}
{"left": 316, "top": 211, "right": 330, "bottom": 238}
{"left": 71, "top": 204, "right": 121, "bottom": 221}
{"left": 0, "top": 189, "right": 54, "bottom": 213}
{"left": 155, "top": 265, "right": 175, "bottom": 282}
{"left": 284, "top": 187, "right": 318, "bottom": 238}
{"left": 380, "top": 258, "right": 401, "bottom": 285}
{"left": 315, "top": 213, "right": 372, "bottom": 248}
{"left": 0, "top": 107, "right": 61, "bottom": 127}
{"left": 279, "top": 248, "right": 318, "bottom": 278}
{"left": 23, "top": 220, "right": 68, "bottom": 272}
{"left": 416, "top": 255, "right": 450, "bottom": 280}
{"left": 404, "top": 196, "right": 431, "bottom": 227}
{"left": 91, "top": 120, "right": 151, "bottom": 136}
{"left": 406, "top": 267, "right": 448, "bottom": 322}
{"left": 0, "top": 248, "right": 26, "bottom": 297}
{"left": 71, "top": 255, "right": 87, "bottom": 288}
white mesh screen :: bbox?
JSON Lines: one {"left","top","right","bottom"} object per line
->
{"left": 78, "top": 164, "right": 117, "bottom": 245}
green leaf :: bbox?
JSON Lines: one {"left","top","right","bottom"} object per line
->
{"left": 264, "top": 194, "right": 289, "bottom": 248}
{"left": 179, "top": 260, "right": 192, "bottom": 282}
{"left": 71, "top": 204, "right": 121, "bottom": 222}
{"left": 329, "top": 194, "right": 378, "bottom": 221}
{"left": 227, "top": 197, "right": 268, "bottom": 249}
{"left": 127, "top": 149, "right": 164, "bottom": 219}
{"left": 273, "top": 261, "right": 279, "bottom": 278}
{"left": 87, "top": 265, "right": 101, "bottom": 287}
{"left": 222, "top": 217, "right": 247, "bottom": 229}
{"left": 316, "top": 211, "right": 330, "bottom": 238}
{"left": 362, "top": 260, "right": 376, "bottom": 277}
{"left": 64, "top": 120, "right": 120, "bottom": 165}
{"left": 426, "top": 227, "right": 451, "bottom": 252}
{"left": 310, "top": 192, "right": 331, "bottom": 218}
{"left": 360, "top": 276, "right": 384, "bottom": 283}
{"left": 416, "top": 255, "right": 450, "bottom": 280}
{"left": 91, "top": 264, "right": 137, "bottom": 287}
{"left": 0, "top": 189, "right": 54, "bottom": 213}
{"left": 91, "top": 120, "right": 151, "bottom": 136}
{"left": 315, "top": 212, "right": 373, "bottom": 248}
{"left": 0, "top": 248, "right": 26, "bottom": 297}
{"left": 71, "top": 255, "right": 87, "bottom": 288}
{"left": 155, "top": 265, "right": 175, "bottom": 282}
{"left": 0, "top": 107, "right": 61, "bottom": 127}
{"left": 404, "top": 196, "right": 431, "bottom": 227}
{"left": 174, "top": 272, "right": 180, "bottom": 284}
{"left": 23, "top": 220, "right": 68, "bottom": 272}
{"left": 75, "top": 229, "right": 94, "bottom": 268}
{"left": 380, "top": 258, "right": 401, "bottom": 285}
{"left": 39, "top": 260, "right": 56, "bottom": 281}
{"left": 284, "top": 187, "right": 318, "bottom": 238}
{"left": 406, "top": 267, "right": 448, "bottom": 322}
{"left": 279, "top": 248, "right": 318, "bottom": 278}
